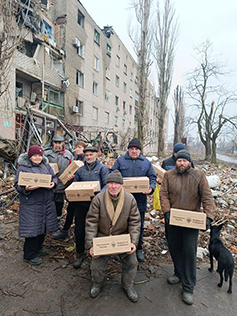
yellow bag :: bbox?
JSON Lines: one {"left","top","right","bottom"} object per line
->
{"left": 153, "top": 183, "right": 161, "bottom": 210}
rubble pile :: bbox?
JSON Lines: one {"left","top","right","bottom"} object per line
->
{"left": 0, "top": 158, "right": 236, "bottom": 279}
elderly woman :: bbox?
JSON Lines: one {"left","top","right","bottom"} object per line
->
{"left": 14, "top": 145, "right": 58, "bottom": 265}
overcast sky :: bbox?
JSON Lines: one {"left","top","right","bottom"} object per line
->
{"left": 82, "top": 0, "right": 237, "bottom": 138}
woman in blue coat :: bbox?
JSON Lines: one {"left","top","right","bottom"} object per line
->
{"left": 14, "top": 145, "right": 58, "bottom": 265}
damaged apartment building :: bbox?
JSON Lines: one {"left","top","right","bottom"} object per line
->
{"left": 0, "top": 0, "right": 160, "bottom": 155}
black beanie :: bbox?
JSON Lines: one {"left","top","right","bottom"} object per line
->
{"left": 176, "top": 149, "right": 191, "bottom": 162}
{"left": 106, "top": 170, "right": 123, "bottom": 184}
{"left": 127, "top": 138, "right": 141, "bottom": 150}
{"left": 173, "top": 142, "right": 185, "bottom": 153}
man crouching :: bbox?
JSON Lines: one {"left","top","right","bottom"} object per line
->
{"left": 85, "top": 170, "right": 141, "bottom": 302}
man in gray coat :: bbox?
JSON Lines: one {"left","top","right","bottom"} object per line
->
{"left": 86, "top": 170, "right": 141, "bottom": 302}
{"left": 44, "top": 135, "right": 74, "bottom": 224}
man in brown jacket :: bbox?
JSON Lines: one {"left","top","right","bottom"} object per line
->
{"left": 160, "top": 149, "right": 215, "bottom": 305}
{"left": 85, "top": 170, "right": 141, "bottom": 302}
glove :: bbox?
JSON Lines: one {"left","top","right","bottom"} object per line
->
{"left": 164, "top": 211, "right": 170, "bottom": 225}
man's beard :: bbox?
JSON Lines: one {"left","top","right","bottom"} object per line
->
{"left": 176, "top": 165, "right": 190, "bottom": 174}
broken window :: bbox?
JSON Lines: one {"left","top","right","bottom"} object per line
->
{"left": 94, "top": 29, "right": 100, "bottom": 45}
{"left": 76, "top": 70, "right": 84, "bottom": 88}
{"left": 94, "top": 56, "right": 99, "bottom": 71}
{"left": 115, "top": 116, "right": 118, "bottom": 126}
{"left": 77, "top": 10, "right": 85, "bottom": 28}
{"left": 106, "top": 44, "right": 111, "bottom": 57}
{"left": 105, "top": 111, "right": 109, "bottom": 124}
{"left": 93, "top": 107, "right": 98, "bottom": 120}
{"left": 123, "top": 64, "right": 127, "bottom": 75}
{"left": 77, "top": 41, "right": 84, "bottom": 58}
{"left": 76, "top": 100, "right": 83, "bottom": 116}
{"left": 93, "top": 82, "right": 98, "bottom": 95}
{"left": 115, "top": 75, "right": 119, "bottom": 87}
{"left": 105, "top": 67, "right": 110, "bottom": 80}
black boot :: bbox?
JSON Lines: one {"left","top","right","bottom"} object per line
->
{"left": 73, "top": 253, "right": 85, "bottom": 269}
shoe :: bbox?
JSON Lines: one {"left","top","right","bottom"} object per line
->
{"left": 24, "top": 256, "right": 42, "bottom": 265}
{"left": 38, "top": 247, "right": 49, "bottom": 256}
{"left": 182, "top": 292, "right": 194, "bottom": 305}
{"left": 124, "top": 286, "right": 138, "bottom": 303}
{"left": 90, "top": 285, "right": 101, "bottom": 298}
{"left": 136, "top": 249, "right": 145, "bottom": 262}
{"left": 52, "top": 230, "right": 70, "bottom": 240}
{"left": 73, "top": 253, "right": 85, "bottom": 269}
{"left": 167, "top": 275, "right": 181, "bottom": 284}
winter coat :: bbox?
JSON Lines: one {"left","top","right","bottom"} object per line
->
{"left": 111, "top": 152, "right": 156, "bottom": 211}
{"left": 85, "top": 189, "right": 141, "bottom": 249}
{"left": 74, "top": 160, "right": 109, "bottom": 191}
{"left": 44, "top": 146, "right": 73, "bottom": 193}
{"left": 160, "top": 166, "right": 215, "bottom": 219}
{"left": 74, "top": 153, "right": 86, "bottom": 162}
{"left": 14, "top": 154, "right": 58, "bottom": 238}
{"left": 161, "top": 155, "right": 195, "bottom": 171}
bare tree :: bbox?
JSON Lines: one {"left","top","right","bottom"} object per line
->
{"left": 153, "top": 0, "right": 178, "bottom": 157}
{"left": 186, "top": 40, "right": 237, "bottom": 163}
{"left": 173, "top": 85, "right": 184, "bottom": 145}
{"left": 128, "top": 0, "right": 153, "bottom": 149}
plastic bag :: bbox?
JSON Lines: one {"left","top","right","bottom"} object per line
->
{"left": 153, "top": 183, "right": 161, "bottom": 210}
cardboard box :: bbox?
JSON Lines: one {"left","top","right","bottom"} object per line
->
{"left": 152, "top": 164, "right": 166, "bottom": 179}
{"left": 93, "top": 234, "right": 131, "bottom": 256}
{"left": 18, "top": 172, "right": 52, "bottom": 188}
{"left": 123, "top": 176, "right": 149, "bottom": 193}
{"left": 49, "top": 163, "right": 59, "bottom": 174}
{"left": 59, "top": 161, "right": 84, "bottom": 185}
{"left": 65, "top": 181, "right": 101, "bottom": 201}
{"left": 170, "top": 208, "right": 206, "bottom": 230}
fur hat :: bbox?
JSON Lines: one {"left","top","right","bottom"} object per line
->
{"left": 52, "top": 135, "right": 64, "bottom": 142}
{"left": 173, "top": 143, "right": 185, "bottom": 153}
{"left": 176, "top": 149, "right": 191, "bottom": 162}
{"left": 28, "top": 145, "right": 44, "bottom": 158}
{"left": 127, "top": 138, "right": 141, "bottom": 150}
{"left": 106, "top": 170, "right": 123, "bottom": 184}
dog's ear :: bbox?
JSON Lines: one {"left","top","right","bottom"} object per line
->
{"left": 219, "top": 223, "right": 224, "bottom": 230}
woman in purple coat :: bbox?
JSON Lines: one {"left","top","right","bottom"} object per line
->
{"left": 14, "top": 145, "right": 58, "bottom": 265}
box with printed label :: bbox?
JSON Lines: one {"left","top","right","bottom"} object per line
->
{"left": 152, "top": 164, "right": 166, "bottom": 179}
{"left": 59, "top": 161, "right": 84, "bottom": 185}
{"left": 65, "top": 181, "right": 101, "bottom": 201}
{"left": 170, "top": 208, "right": 206, "bottom": 230}
{"left": 123, "top": 177, "right": 149, "bottom": 193}
{"left": 18, "top": 172, "right": 52, "bottom": 188}
{"left": 93, "top": 234, "right": 131, "bottom": 256}
{"left": 49, "top": 163, "right": 59, "bottom": 174}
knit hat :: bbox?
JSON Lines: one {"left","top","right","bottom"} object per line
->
{"left": 176, "top": 149, "right": 191, "bottom": 162}
{"left": 28, "top": 145, "right": 44, "bottom": 158}
{"left": 83, "top": 146, "right": 98, "bottom": 153}
{"left": 127, "top": 138, "right": 142, "bottom": 150}
{"left": 173, "top": 142, "right": 185, "bottom": 153}
{"left": 52, "top": 135, "right": 64, "bottom": 142}
{"left": 106, "top": 170, "right": 123, "bottom": 184}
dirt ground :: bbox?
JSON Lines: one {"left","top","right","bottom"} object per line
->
{"left": 0, "top": 157, "right": 237, "bottom": 315}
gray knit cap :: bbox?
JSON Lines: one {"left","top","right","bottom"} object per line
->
{"left": 106, "top": 170, "right": 123, "bottom": 184}
{"left": 176, "top": 149, "right": 191, "bottom": 162}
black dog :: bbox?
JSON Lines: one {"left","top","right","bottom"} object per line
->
{"left": 208, "top": 224, "right": 234, "bottom": 294}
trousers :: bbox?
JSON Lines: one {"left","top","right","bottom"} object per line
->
{"left": 74, "top": 201, "right": 91, "bottom": 254}
{"left": 91, "top": 252, "right": 138, "bottom": 289}
{"left": 166, "top": 223, "right": 199, "bottom": 294}
{"left": 23, "top": 234, "right": 45, "bottom": 260}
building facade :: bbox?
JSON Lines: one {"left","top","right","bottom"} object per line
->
{"left": 0, "top": 0, "right": 160, "bottom": 155}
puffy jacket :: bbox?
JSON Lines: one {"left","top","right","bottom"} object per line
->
{"left": 160, "top": 167, "right": 215, "bottom": 219}
{"left": 74, "top": 160, "right": 109, "bottom": 191}
{"left": 14, "top": 154, "right": 58, "bottom": 238}
{"left": 85, "top": 189, "right": 141, "bottom": 249}
{"left": 111, "top": 152, "right": 156, "bottom": 211}
{"left": 44, "top": 146, "right": 73, "bottom": 193}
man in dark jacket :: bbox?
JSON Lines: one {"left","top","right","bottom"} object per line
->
{"left": 72, "top": 146, "right": 109, "bottom": 269}
{"left": 44, "top": 135, "right": 74, "bottom": 225}
{"left": 160, "top": 149, "right": 215, "bottom": 305}
{"left": 86, "top": 170, "right": 141, "bottom": 302}
{"left": 111, "top": 138, "right": 156, "bottom": 262}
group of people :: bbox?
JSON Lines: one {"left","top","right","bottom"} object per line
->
{"left": 14, "top": 138, "right": 215, "bottom": 305}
